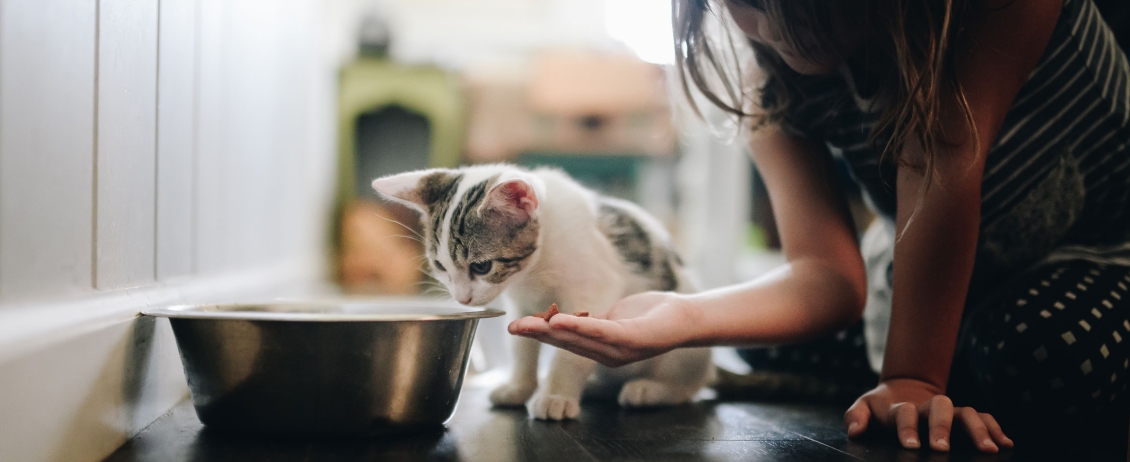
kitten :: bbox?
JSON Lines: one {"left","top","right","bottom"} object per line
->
{"left": 372, "top": 164, "right": 713, "bottom": 420}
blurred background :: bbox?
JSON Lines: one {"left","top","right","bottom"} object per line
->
{"left": 0, "top": 0, "right": 802, "bottom": 306}
{"left": 332, "top": 0, "right": 791, "bottom": 298}
{"left": 328, "top": 0, "right": 814, "bottom": 376}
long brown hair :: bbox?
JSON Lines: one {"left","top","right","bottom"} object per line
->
{"left": 675, "top": 0, "right": 978, "bottom": 218}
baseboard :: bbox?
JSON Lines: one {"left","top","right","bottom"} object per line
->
{"left": 0, "top": 255, "right": 330, "bottom": 462}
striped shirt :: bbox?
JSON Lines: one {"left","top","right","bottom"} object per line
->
{"left": 777, "top": 0, "right": 1130, "bottom": 290}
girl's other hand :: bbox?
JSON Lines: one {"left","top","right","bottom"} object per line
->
{"left": 843, "top": 378, "right": 1014, "bottom": 453}
{"left": 507, "top": 292, "right": 701, "bottom": 367}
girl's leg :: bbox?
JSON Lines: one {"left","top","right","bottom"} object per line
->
{"left": 731, "top": 320, "right": 879, "bottom": 402}
{"left": 737, "top": 320, "right": 876, "bottom": 380}
{"left": 955, "top": 260, "right": 1130, "bottom": 442}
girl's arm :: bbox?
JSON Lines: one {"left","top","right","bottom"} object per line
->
{"left": 685, "top": 127, "right": 868, "bottom": 346}
{"left": 843, "top": 0, "right": 1062, "bottom": 453}
{"left": 509, "top": 125, "right": 867, "bottom": 364}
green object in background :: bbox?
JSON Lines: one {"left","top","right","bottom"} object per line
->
{"left": 516, "top": 153, "right": 645, "bottom": 203}
{"left": 336, "top": 58, "right": 464, "bottom": 208}
{"left": 746, "top": 223, "right": 769, "bottom": 251}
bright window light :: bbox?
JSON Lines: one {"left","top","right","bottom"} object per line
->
{"left": 604, "top": 0, "right": 674, "bottom": 65}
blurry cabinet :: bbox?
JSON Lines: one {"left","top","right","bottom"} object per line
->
{"left": 336, "top": 58, "right": 463, "bottom": 202}
{"left": 335, "top": 58, "right": 464, "bottom": 294}
{"left": 465, "top": 50, "right": 675, "bottom": 163}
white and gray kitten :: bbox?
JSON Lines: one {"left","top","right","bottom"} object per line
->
{"left": 372, "top": 163, "right": 712, "bottom": 420}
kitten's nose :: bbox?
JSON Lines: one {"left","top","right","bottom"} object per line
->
{"left": 458, "top": 294, "right": 472, "bottom": 304}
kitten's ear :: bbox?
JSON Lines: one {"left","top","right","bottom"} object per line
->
{"left": 481, "top": 174, "right": 542, "bottom": 223}
{"left": 371, "top": 169, "right": 452, "bottom": 214}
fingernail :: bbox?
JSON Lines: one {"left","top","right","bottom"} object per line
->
{"left": 982, "top": 438, "right": 994, "bottom": 448}
{"left": 935, "top": 438, "right": 949, "bottom": 450}
{"left": 848, "top": 422, "right": 859, "bottom": 434}
{"left": 905, "top": 437, "right": 919, "bottom": 448}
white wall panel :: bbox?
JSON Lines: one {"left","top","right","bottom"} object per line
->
{"left": 96, "top": 0, "right": 159, "bottom": 289}
{"left": 155, "top": 0, "right": 197, "bottom": 280}
{"left": 226, "top": 0, "right": 286, "bottom": 269}
{"left": 300, "top": 0, "right": 338, "bottom": 262}
{"left": 194, "top": 0, "right": 229, "bottom": 273}
{"left": 0, "top": 0, "right": 97, "bottom": 302}
{"left": 0, "top": 318, "right": 186, "bottom": 462}
{"left": 194, "top": 0, "right": 228, "bottom": 273}
{"left": 0, "top": 1, "right": 335, "bottom": 460}
{"left": 284, "top": 0, "right": 334, "bottom": 263}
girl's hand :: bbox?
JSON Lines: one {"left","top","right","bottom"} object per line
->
{"left": 507, "top": 291, "right": 701, "bottom": 367}
{"left": 843, "top": 378, "right": 1013, "bottom": 453}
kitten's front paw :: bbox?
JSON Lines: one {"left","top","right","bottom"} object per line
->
{"left": 618, "top": 379, "right": 693, "bottom": 408}
{"left": 526, "top": 393, "right": 581, "bottom": 420}
{"left": 489, "top": 383, "right": 537, "bottom": 407}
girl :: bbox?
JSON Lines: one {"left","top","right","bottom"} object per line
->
{"left": 511, "top": 0, "right": 1130, "bottom": 454}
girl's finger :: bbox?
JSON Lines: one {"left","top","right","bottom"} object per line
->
{"left": 548, "top": 315, "right": 619, "bottom": 343}
{"left": 957, "top": 407, "right": 998, "bottom": 453}
{"left": 922, "top": 395, "right": 954, "bottom": 451}
{"left": 843, "top": 398, "right": 871, "bottom": 438}
{"left": 519, "top": 332, "right": 613, "bottom": 364}
{"left": 979, "top": 413, "right": 1013, "bottom": 448}
{"left": 519, "top": 327, "right": 606, "bottom": 353}
{"left": 517, "top": 328, "right": 629, "bottom": 366}
{"left": 891, "top": 403, "right": 920, "bottom": 449}
{"left": 508, "top": 316, "right": 552, "bottom": 335}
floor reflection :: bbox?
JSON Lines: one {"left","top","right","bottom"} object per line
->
{"left": 106, "top": 384, "right": 1045, "bottom": 462}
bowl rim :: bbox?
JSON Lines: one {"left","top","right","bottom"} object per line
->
{"left": 141, "top": 300, "right": 506, "bottom": 322}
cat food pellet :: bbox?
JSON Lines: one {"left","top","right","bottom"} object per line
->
{"left": 575, "top": 311, "right": 590, "bottom": 317}
{"left": 534, "top": 303, "right": 559, "bottom": 321}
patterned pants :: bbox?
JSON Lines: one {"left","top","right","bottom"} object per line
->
{"left": 740, "top": 259, "right": 1130, "bottom": 440}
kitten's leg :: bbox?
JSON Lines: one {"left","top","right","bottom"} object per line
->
{"left": 489, "top": 335, "right": 540, "bottom": 406}
{"left": 618, "top": 347, "right": 713, "bottom": 408}
{"left": 527, "top": 349, "right": 597, "bottom": 420}
{"left": 526, "top": 283, "right": 624, "bottom": 420}
{"left": 615, "top": 251, "right": 712, "bottom": 407}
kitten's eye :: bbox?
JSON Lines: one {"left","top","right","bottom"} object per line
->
{"left": 469, "top": 260, "right": 492, "bottom": 276}
{"left": 433, "top": 260, "right": 446, "bottom": 272}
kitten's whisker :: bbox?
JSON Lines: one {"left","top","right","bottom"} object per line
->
{"left": 418, "top": 285, "right": 450, "bottom": 297}
{"left": 377, "top": 234, "right": 424, "bottom": 245}
{"left": 373, "top": 213, "right": 426, "bottom": 241}
{"left": 418, "top": 279, "right": 446, "bottom": 288}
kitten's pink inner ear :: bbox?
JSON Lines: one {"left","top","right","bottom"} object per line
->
{"left": 487, "top": 180, "right": 539, "bottom": 219}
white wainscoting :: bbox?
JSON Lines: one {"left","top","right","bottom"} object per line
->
{"left": 0, "top": 0, "right": 340, "bottom": 461}
{"left": 96, "top": 0, "right": 160, "bottom": 290}
{"left": 155, "top": 0, "right": 197, "bottom": 280}
{"left": 0, "top": 0, "right": 97, "bottom": 302}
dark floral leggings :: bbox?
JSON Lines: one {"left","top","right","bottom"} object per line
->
{"left": 740, "top": 259, "right": 1130, "bottom": 441}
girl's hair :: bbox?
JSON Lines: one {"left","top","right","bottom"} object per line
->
{"left": 675, "top": 0, "right": 978, "bottom": 218}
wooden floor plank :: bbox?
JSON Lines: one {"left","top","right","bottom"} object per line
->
{"left": 106, "top": 384, "right": 1121, "bottom": 462}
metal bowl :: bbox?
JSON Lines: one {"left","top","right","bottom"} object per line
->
{"left": 143, "top": 300, "right": 504, "bottom": 437}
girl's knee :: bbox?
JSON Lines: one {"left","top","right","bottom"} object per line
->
{"left": 960, "top": 261, "right": 1130, "bottom": 428}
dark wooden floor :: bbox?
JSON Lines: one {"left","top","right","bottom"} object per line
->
{"left": 104, "top": 384, "right": 1123, "bottom": 462}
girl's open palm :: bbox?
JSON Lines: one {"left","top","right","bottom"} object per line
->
{"left": 508, "top": 291, "right": 700, "bottom": 367}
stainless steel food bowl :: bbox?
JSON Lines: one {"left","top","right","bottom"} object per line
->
{"left": 143, "top": 300, "right": 504, "bottom": 437}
